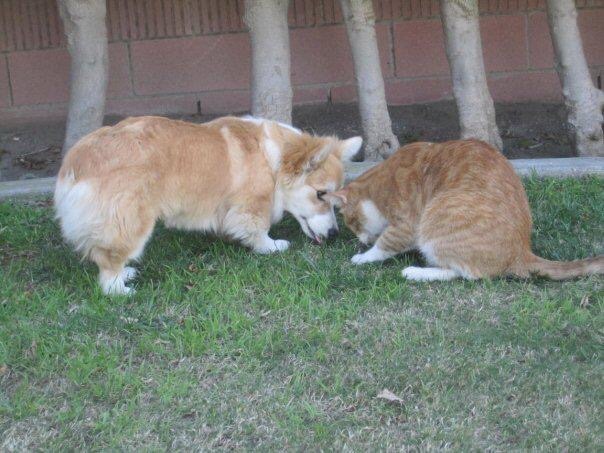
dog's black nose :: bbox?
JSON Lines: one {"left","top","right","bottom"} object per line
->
{"left": 327, "top": 227, "right": 338, "bottom": 239}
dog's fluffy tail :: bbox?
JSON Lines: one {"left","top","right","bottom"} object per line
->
{"left": 54, "top": 172, "right": 103, "bottom": 259}
{"left": 523, "top": 253, "right": 604, "bottom": 280}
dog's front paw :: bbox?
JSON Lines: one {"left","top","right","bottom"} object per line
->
{"left": 273, "top": 239, "right": 291, "bottom": 252}
{"left": 254, "top": 238, "right": 291, "bottom": 254}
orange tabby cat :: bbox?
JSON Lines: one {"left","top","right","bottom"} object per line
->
{"left": 326, "top": 140, "right": 603, "bottom": 281}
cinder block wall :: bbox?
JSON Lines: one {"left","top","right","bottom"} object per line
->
{"left": 0, "top": 0, "right": 603, "bottom": 122}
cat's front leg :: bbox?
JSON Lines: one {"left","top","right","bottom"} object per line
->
{"left": 351, "top": 224, "right": 413, "bottom": 265}
{"left": 351, "top": 244, "right": 396, "bottom": 264}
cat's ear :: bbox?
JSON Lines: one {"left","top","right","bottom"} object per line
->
{"left": 338, "top": 137, "right": 363, "bottom": 162}
{"left": 323, "top": 189, "right": 348, "bottom": 207}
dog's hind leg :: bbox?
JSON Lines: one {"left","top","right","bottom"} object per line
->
{"left": 121, "top": 266, "right": 138, "bottom": 283}
{"left": 91, "top": 204, "right": 156, "bottom": 296}
{"left": 91, "top": 246, "right": 134, "bottom": 295}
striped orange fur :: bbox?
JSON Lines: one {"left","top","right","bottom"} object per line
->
{"left": 329, "top": 140, "right": 604, "bottom": 281}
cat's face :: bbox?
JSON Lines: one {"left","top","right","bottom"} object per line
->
{"left": 325, "top": 189, "right": 388, "bottom": 245}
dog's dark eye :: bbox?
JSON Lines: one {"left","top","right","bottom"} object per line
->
{"left": 317, "top": 190, "right": 327, "bottom": 200}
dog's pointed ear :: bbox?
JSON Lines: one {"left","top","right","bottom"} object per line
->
{"left": 338, "top": 136, "right": 363, "bottom": 162}
{"left": 323, "top": 189, "right": 348, "bottom": 207}
{"left": 304, "top": 140, "right": 335, "bottom": 173}
{"left": 283, "top": 136, "right": 336, "bottom": 177}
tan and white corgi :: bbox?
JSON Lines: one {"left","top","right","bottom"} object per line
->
{"left": 54, "top": 116, "right": 362, "bottom": 295}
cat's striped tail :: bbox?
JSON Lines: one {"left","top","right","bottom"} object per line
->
{"left": 524, "top": 253, "right": 604, "bottom": 280}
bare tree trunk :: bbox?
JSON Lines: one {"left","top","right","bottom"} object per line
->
{"left": 546, "top": 0, "right": 604, "bottom": 156}
{"left": 340, "top": 0, "right": 399, "bottom": 161}
{"left": 440, "top": 0, "right": 503, "bottom": 150}
{"left": 58, "top": 0, "right": 108, "bottom": 154}
{"left": 244, "top": 0, "right": 293, "bottom": 124}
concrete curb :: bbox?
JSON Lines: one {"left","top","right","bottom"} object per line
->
{"left": 1, "top": 157, "right": 603, "bottom": 201}
{"left": 344, "top": 157, "right": 604, "bottom": 183}
{"left": 0, "top": 177, "right": 57, "bottom": 200}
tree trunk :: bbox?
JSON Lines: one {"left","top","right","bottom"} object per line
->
{"left": 244, "top": 0, "right": 293, "bottom": 124}
{"left": 440, "top": 0, "right": 503, "bottom": 150}
{"left": 546, "top": 0, "right": 604, "bottom": 156}
{"left": 58, "top": 0, "right": 108, "bottom": 154}
{"left": 340, "top": 0, "right": 399, "bottom": 161}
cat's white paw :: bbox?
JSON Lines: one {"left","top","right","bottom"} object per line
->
{"left": 351, "top": 245, "right": 393, "bottom": 265}
{"left": 401, "top": 266, "right": 424, "bottom": 280}
{"left": 402, "top": 266, "right": 458, "bottom": 282}
{"left": 351, "top": 252, "right": 371, "bottom": 265}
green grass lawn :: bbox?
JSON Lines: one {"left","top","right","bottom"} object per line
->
{"left": 1, "top": 177, "right": 603, "bottom": 450}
